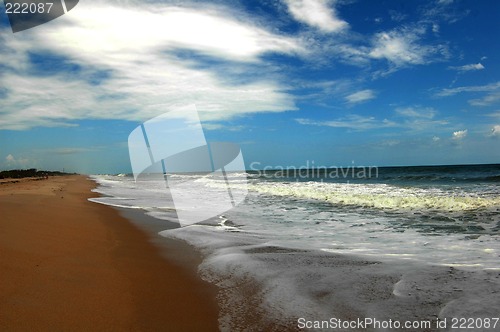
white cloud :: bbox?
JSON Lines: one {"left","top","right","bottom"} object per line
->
{"left": 436, "top": 82, "right": 500, "bottom": 106}
{"left": 0, "top": 1, "right": 305, "bottom": 130}
{"left": 490, "top": 125, "right": 500, "bottom": 138}
{"left": 432, "top": 136, "right": 441, "bottom": 142}
{"left": 323, "top": 24, "right": 448, "bottom": 76}
{"left": 296, "top": 105, "right": 449, "bottom": 132}
{"left": 422, "top": 0, "right": 469, "bottom": 24}
{"left": 380, "top": 139, "right": 401, "bottom": 147}
{"left": 331, "top": 44, "right": 371, "bottom": 67}
{"left": 469, "top": 91, "right": 500, "bottom": 107}
{"left": 368, "top": 28, "right": 440, "bottom": 66}
{"left": 435, "top": 82, "right": 500, "bottom": 106}
{"left": 52, "top": 3, "right": 303, "bottom": 63}
{"left": 296, "top": 114, "right": 395, "bottom": 130}
{"left": 48, "top": 147, "right": 97, "bottom": 155}
{"left": 394, "top": 106, "right": 448, "bottom": 131}
{"left": 202, "top": 123, "right": 244, "bottom": 131}
{"left": 284, "top": 0, "right": 348, "bottom": 33}
{"left": 432, "top": 23, "right": 440, "bottom": 33}
{"left": 280, "top": 5, "right": 448, "bottom": 75}
{"left": 452, "top": 129, "right": 467, "bottom": 140}
{"left": 486, "top": 111, "right": 500, "bottom": 118}
{"left": 436, "top": 82, "right": 500, "bottom": 97}
{"left": 359, "top": 23, "right": 450, "bottom": 77}
{"left": 448, "top": 63, "right": 485, "bottom": 72}
{"left": 4, "top": 154, "right": 30, "bottom": 167}
{"left": 345, "top": 89, "right": 375, "bottom": 104}
{"left": 395, "top": 106, "right": 436, "bottom": 119}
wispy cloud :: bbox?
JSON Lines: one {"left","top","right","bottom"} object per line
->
{"left": 0, "top": 0, "right": 457, "bottom": 133}
{"left": 345, "top": 89, "right": 376, "bottom": 104}
{"left": 432, "top": 23, "right": 440, "bottom": 33}
{"left": 469, "top": 91, "right": 500, "bottom": 107}
{"left": 296, "top": 105, "right": 449, "bottom": 132}
{"left": 435, "top": 82, "right": 500, "bottom": 97}
{"left": 435, "top": 81, "right": 500, "bottom": 106}
{"left": 421, "top": 0, "right": 470, "bottom": 24}
{"left": 284, "top": 0, "right": 348, "bottom": 33}
{"left": 394, "top": 106, "right": 449, "bottom": 131}
{"left": 45, "top": 147, "right": 98, "bottom": 155}
{"left": 389, "top": 10, "right": 407, "bottom": 22}
{"left": 202, "top": 123, "right": 245, "bottom": 131}
{"left": 0, "top": 1, "right": 305, "bottom": 130}
{"left": 448, "top": 63, "right": 485, "bottom": 72}
{"left": 486, "top": 111, "right": 500, "bottom": 118}
{"left": 395, "top": 106, "right": 437, "bottom": 119}
{"left": 295, "top": 114, "right": 395, "bottom": 130}
{"left": 368, "top": 27, "right": 446, "bottom": 67}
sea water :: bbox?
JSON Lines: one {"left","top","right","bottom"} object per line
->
{"left": 89, "top": 164, "right": 500, "bottom": 329}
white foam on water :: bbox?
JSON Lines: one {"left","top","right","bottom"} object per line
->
{"left": 160, "top": 226, "right": 347, "bottom": 330}
{"left": 90, "top": 174, "right": 500, "bottom": 270}
{"left": 162, "top": 224, "right": 500, "bottom": 331}
{"left": 90, "top": 174, "right": 500, "bottom": 330}
{"left": 199, "top": 178, "right": 500, "bottom": 212}
{"left": 89, "top": 175, "right": 176, "bottom": 211}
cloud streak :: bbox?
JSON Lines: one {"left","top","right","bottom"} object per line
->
{"left": 296, "top": 106, "right": 449, "bottom": 132}
{"left": 395, "top": 106, "right": 437, "bottom": 119}
{"left": 435, "top": 81, "right": 500, "bottom": 106}
{"left": 295, "top": 114, "right": 395, "bottom": 130}
{"left": 345, "top": 89, "right": 376, "bottom": 104}
{"left": 435, "top": 82, "right": 500, "bottom": 97}
{"left": 448, "top": 63, "right": 485, "bottom": 72}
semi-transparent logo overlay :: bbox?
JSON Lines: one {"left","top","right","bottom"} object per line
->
{"left": 128, "top": 105, "right": 248, "bottom": 227}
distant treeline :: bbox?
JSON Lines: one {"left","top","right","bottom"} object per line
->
{"left": 0, "top": 169, "right": 74, "bottom": 179}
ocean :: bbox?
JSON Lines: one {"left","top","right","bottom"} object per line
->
{"left": 89, "top": 164, "right": 500, "bottom": 330}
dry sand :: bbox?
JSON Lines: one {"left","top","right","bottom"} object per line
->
{"left": 0, "top": 175, "right": 219, "bottom": 331}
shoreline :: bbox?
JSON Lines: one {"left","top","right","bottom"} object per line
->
{"left": 115, "top": 207, "right": 211, "bottom": 281}
{"left": 0, "top": 175, "right": 219, "bottom": 331}
{"left": 163, "top": 215, "right": 500, "bottom": 331}
{"left": 4, "top": 174, "right": 498, "bottom": 331}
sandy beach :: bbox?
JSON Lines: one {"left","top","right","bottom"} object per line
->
{"left": 0, "top": 175, "right": 219, "bottom": 331}
{"left": 2, "top": 175, "right": 499, "bottom": 332}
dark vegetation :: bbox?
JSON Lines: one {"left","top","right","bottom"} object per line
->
{"left": 0, "top": 169, "right": 74, "bottom": 179}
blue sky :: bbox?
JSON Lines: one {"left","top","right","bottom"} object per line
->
{"left": 1, "top": 0, "right": 499, "bottom": 174}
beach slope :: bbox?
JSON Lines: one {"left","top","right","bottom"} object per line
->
{"left": 0, "top": 175, "right": 218, "bottom": 331}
